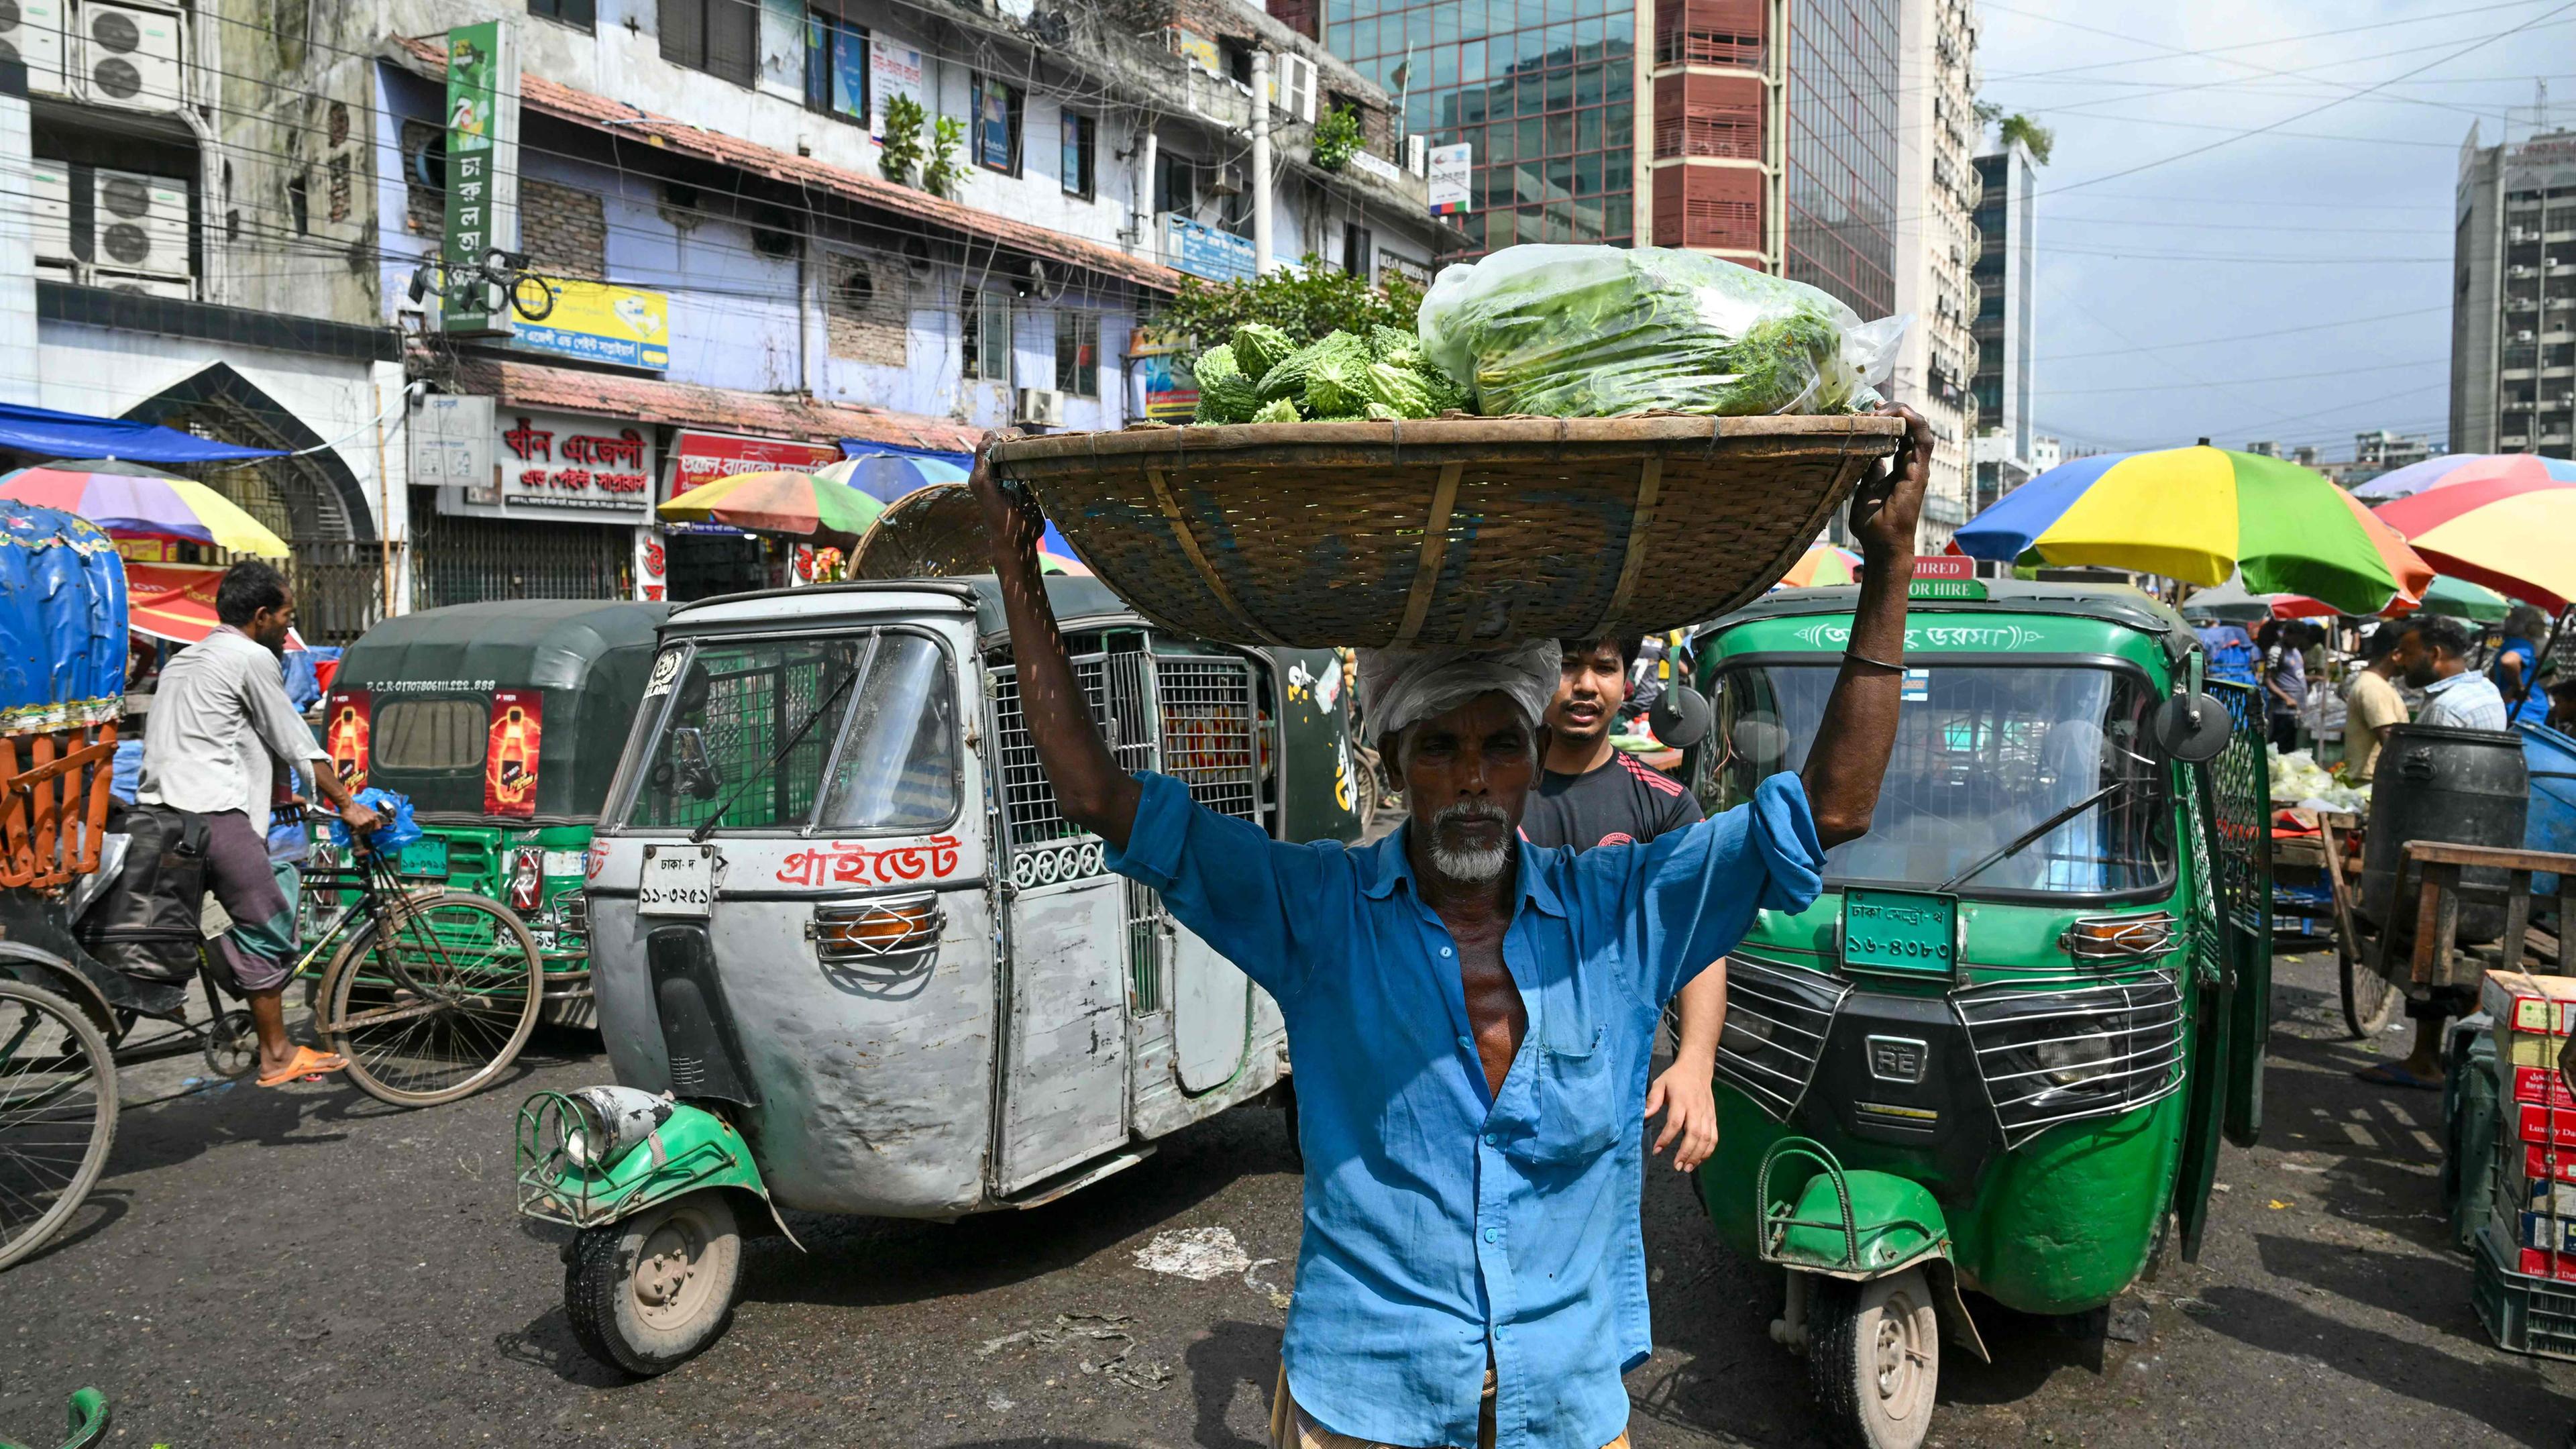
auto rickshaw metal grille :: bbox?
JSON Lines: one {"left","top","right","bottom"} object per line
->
{"left": 1154, "top": 657, "right": 1260, "bottom": 822}
{"left": 2204, "top": 681, "right": 2271, "bottom": 936}
{"left": 1952, "top": 969, "right": 2187, "bottom": 1146}
{"left": 1713, "top": 956, "right": 1851, "bottom": 1120}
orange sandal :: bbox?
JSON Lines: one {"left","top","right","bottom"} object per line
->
{"left": 256, "top": 1045, "right": 350, "bottom": 1087}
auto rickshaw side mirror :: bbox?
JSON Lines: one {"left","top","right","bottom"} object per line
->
{"left": 1652, "top": 682, "right": 1714, "bottom": 749}
{"left": 672, "top": 727, "right": 720, "bottom": 800}
{"left": 2152, "top": 692, "right": 2233, "bottom": 765}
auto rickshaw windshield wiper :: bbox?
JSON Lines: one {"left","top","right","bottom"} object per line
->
{"left": 688, "top": 661, "right": 865, "bottom": 844}
{"left": 1936, "top": 780, "right": 2126, "bottom": 894}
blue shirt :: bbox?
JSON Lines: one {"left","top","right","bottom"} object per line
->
{"left": 2420, "top": 670, "right": 2512, "bottom": 731}
{"left": 1106, "top": 769, "right": 1824, "bottom": 1449}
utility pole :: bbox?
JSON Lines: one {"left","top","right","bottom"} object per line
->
{"left": 1250, "top": 50, "right": 1274, "bottom": 273}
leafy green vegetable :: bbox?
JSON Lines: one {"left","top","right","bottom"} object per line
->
{"left": 1230, "top": 323, "right": 1297, "bottom": 380}
{"left": 1363, "top": 403, "right": 1407, "bottom": 421}
{"left": 1417, "top": 245, "right": 1894, "bottom": 418}
{"left": 1368, "top": 325, "right": 1424, "bottom": 367}
{"left": 1251, "top": 396, "right": 1303, "bottom": 423}
{"left": 1192, "top": 343, "right": 1244, "bottom": 386}
{"left": 1192, "top": 348, "right": 1263, "bottom": 424}
{"left": 1301, "top": 332, "right": 1375, "bottom": 419}
{"left": 1361, "top": 360, "right": 1439, "bottom": 419}
{"left": 1256, "top": 341, "right": 1326, "bottom": 402}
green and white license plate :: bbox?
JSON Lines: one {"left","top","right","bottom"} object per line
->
{"left": 1840, "top": 888, "right": 1958, "bottom": 979}
{"left": 396, "top": 836, "right": 451, "bottom": 878}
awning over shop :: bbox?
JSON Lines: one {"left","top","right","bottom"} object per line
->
{"left": 126, "top": 562, "right": 307, "bottom": 649}
{"left": 445, "top": 355, "right": 983, "bottom": 455}
{"left": 0, "top": 402, "right": 287, "bottom": 464}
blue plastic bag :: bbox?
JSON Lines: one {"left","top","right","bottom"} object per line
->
{"left": 328, "top": 788, "right": 424, "bottom": 855}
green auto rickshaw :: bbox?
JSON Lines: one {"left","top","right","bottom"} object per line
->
{"left": 1682, "top": 577, "right": 2270, "bottom": 1449}
{"left": 319, "top": 600, "right": 673, "bottom": 1022}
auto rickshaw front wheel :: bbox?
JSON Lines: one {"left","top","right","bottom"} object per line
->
{"left": 564, "top": 1188, "right": 741, "bottom": 1375}
{"left": 1808, "top": 1267, "right": 1940, "bottom": 1449}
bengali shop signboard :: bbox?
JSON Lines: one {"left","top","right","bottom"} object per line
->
{"left": 441, "top": 409, "right": 656, "bottom": 523}
{"left": 665, "top": 430, "right": 844, "bottom": 501}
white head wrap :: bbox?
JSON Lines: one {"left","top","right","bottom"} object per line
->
{"left": 1355, "top": 639, "right": 1562, "bottom": 743}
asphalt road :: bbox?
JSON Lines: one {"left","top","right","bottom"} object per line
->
{"left": 6, "top": 952, "right": 2573, "bottom": 1448}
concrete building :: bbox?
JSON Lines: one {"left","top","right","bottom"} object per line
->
{"left": 1887, "top": 0, "right": 1978, "bottom": 549}
{"left": 1970, "top": 134, "right": 2036, "bottom": 515}
{"left": 5, "top": 0, "right": 1452, "bottom": 625}
{"left": 2452, "top": 125, "right": 2576, "bottom": 460}
{"left": 2353, "top": 429, "right": 2434, "bottom": 473}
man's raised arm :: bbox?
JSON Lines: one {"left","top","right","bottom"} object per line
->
{"left": 1799, "top": 405, "right": 1933, "bottom": 849}
{"left": 971, "top": 436, "right": 1142, "bottom": 850}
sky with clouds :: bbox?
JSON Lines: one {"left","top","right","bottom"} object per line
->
{"left": 1972, "top": 0, "right": 2571, "bottom": 460}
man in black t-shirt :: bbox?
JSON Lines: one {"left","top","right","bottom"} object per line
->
{"left": 1521, "top": 637, "right": 1724, "bottom": 1172}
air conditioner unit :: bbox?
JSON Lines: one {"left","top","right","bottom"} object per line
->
{"left": 1269, "top": 52, "right": 1318, "bottom": 124}
{"left": 78, "top": 1, "right": 186, "bottom": 113}
{"left": 35, "top": 259, "right": 78, "bottom": 289}
{"left": 2515, "top": 330, "right": 2538, "bottom": 343}
{"left": 1210, "top": 160, "right": 1246, "bottom": 195}
{"left": 1014, "top": 387, "right": 1065, "bottom": 427}
{"left": 0, "top": 0, "right": 72, "bottom": 96}
{"left": 30, "top": 159, "right": 75, "bottom": 264}
{"left": 1406, "top": 135, "right": 1428, "bottom": 176}
{"left": 93, "top": 269, "right": 193, "bottom": 301}
{"left": 91, "top": 168, "right": 191, "bottom": 278}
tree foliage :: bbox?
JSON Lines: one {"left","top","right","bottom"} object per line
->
{"left": 879, "top": 95, "right": 926, "bottom": 186}
{"left": 923, "top": 117, "right": 968, "bottom": 199}
{"left": 1310, "top": 106, "right": 1365, "bottom": 172}
{"left": 1153, "top": 257, "right": 1425, "bottom": 346}
{"left": 1998, "top": 113, "right": 2054, "bottom": 165}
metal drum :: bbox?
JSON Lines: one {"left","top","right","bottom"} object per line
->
{"left": 2360, "top": 723, "right": 2530, "bottom": 944}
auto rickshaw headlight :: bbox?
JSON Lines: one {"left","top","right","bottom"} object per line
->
{"left": 806, "top": 892, "right": 945, "bottom": 967}
{"left": 556, "top": 1085, "right": 674, "bottom": 1173}
{"left": 2033, "top": 1029, "right": 2119, "bottom": 1088}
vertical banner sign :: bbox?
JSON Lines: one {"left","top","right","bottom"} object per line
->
{"left": 635, "top": 527, "right": 667, "bottom": 602}
{"left": 486, "top": 690, "right": 544, "bottom": 818}
{"left": 324, "top": 690, "right": 372, "bottom": 792}
{"left": 440, "top": 20, "right": 520, "bottom": 334}
{"left": 1426, "top": 142, "right": 1472, "bottom": 215}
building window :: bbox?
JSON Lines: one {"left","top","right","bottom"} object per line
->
{"left": 1061, "top": 111, "right": 1096, "bottom": 200}
{"left": 529, "top": 0, "right": 596, "bottom": 28}
{"left": 661, "top": 0, "right": 758, "bottom": 87}
{"left": 972, "top": 76, "right": 1022, "bottom": 176}
{"left": 1155, "top": 152, "right": 1195, "bottom": 215}
{"left": 805, "top": 8, "right": 868, "bottom": 123}
{"left": 1055, "top": 314, "right": 1098, "bottom": 397}
{"left": 1342, "top": 223, "right": 1373, "bottom": 276}
{"left": 825, "top": 253, "right": 908, "bottom": 365}
{"left": 963, "top": 288, "right": 1012, "bottom": 383}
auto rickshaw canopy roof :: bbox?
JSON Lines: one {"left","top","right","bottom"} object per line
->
{"left": 332, "top": 599, "right": 674, "bottom": 822}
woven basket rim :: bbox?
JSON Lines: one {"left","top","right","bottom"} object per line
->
{"left": 989, "top": 413, "right": 1908, "bottom": 472}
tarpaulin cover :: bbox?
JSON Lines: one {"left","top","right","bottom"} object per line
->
{"left": 0, "top": 401, "right": 287, "bottom": 464}
{"left": 0, "top": 505, "right": 128, "bottom": 732}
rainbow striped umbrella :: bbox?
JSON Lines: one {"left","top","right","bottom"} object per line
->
{"left": 2353, "top": 451, "right": 2576, "bottom": 502}
{"left": 1777, "top": 543, "right": 1864, "bottom": 589}
{"left": 656, "top": 468, "right": 885, "bottom": 537}
{"left": 0, "top": 459, "right": 288, "bottom": 557}
{"left": 1954, "top": 444, "right": 2432, "bottom": 615}
{"left": 2373, "top": 470, "right": 2576, "bottom": 610}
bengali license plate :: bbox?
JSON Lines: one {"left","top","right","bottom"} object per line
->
{"left": 395, "top": 836, "right": 449, "bottom": 878}
{"left": 638, "top": 845, "right": 716, "bottom": 917}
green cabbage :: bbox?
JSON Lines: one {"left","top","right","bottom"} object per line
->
{"left": 1361, "top": 361, "right": 1438, "bottom": 419}
{"left": 1192, "top": 343, "right": 1244, "bottom": 386}
{"left": 1301, "top": 332, "right": 1375, "bottom": 418}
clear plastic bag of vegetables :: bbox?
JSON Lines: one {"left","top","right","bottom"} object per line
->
{"left": 1417, "top": 244, "right": 1909, "bottom": 419}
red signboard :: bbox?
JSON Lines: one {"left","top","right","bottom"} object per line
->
{"left": 484, "top": 690, "right": 543, "bottom": 818}
{"left": 665, "top": 429, "right": 843, "bottom": 501}
{"left": 1913, "top": 555, "right": 1975, "bottom": 580}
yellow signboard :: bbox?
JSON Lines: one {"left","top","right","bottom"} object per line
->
{"left": 514, "top": 278, "right": 671, "bottom": 370}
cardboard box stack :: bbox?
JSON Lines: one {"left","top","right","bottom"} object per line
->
{"left": 2475, "top": 970, "right": 2576, "bottom": 1358}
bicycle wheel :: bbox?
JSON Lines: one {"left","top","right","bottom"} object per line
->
{"left": 2339, "top": 934, "right": 2400, "bottom": 1039}
{"left": 0, "top": 979, "right": 118, "bottom": 1272}
{"left": 319, "top": 892, "right": 543, "bottom": 1108}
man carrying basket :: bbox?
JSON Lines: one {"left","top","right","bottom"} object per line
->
{"left": 975, "top": 408, "right": 1932, "bottom": 1449}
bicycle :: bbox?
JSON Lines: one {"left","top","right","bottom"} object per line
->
{"left": 297, "top": 819, "right": 546, "bottom": 1108}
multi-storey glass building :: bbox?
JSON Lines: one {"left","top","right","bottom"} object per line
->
{"left": 1326, "top": 0, "right": 1642, "bottom": 252}
{"left": 1319, "top": 0, "right": 1900, "bottom": 321}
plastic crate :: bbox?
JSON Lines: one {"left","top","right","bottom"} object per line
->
{"left": 2473, "top": 1220, "right": 2576, "bottom": 1361}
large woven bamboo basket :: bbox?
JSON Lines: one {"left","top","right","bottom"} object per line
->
{"left": 989, "top": 415, "right": 1905, "bottom": 649}
{"left": 849, "top": 484, "right": 986, "bottom": 580}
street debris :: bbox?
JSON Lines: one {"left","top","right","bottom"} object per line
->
{"left": 1134, "top": 1226, "right": 1254, "bottom": 1281}
{"left": 977, "top": 1313, "right": 1171, "bottom": 1391}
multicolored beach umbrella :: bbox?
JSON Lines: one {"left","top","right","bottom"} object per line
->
{"left": 2373, "top": 471, "right": 2576, "bottom": 611}
{"left": 1776, "top": 543, "right": 1864, "bottom": 589}
{"left": 0, "top": 459, "right": 289, "bottom": 558}
{"left": 656, "top": 469, "right": 886, "bottom": 537}
{"left": 1953, "top": 444, "right": 2432, "bottom": 616}
{"left": 2352, "top": 451, "right": 2576, "bottom": 502}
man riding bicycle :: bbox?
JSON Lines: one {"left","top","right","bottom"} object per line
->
{"left": 137, "top": 561, "right": 379, "bottom": 1086}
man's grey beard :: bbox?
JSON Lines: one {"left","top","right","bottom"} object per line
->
{"left": 1426, "top": 800, "right": 1513, "bottom": 884}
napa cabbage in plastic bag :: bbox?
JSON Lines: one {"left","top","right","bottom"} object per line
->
{"left": 1417, "top": 244, "right": 1909, "bottom": 418}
